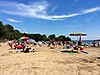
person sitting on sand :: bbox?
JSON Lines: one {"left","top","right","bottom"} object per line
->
{"left": 71, "top": 44, "right": 79, "bottom": 52}
{"left": 30, "top": 43, "right": 37, "bottom": 52}
{"left": 38, "top": 41, "right": 42, "bottom": 47}
{"left": 57, "top": 41, "right": 63, "bottom": 49}
{"left": 79, "top": 46, "right": 84, "bottom": 51}
{"left": 48, "top": 39, "right": 56, "bottom": 47}
{"left": 66, "top": 44, "right": 71, "bottom": 49}
{"left": 24, "top": 42, "right": 31, "bottom": 53}
{"left": 24, "top": 42, "right": 37, "bottom": 53}
{"left": 79, "top": 46, "right": 88, "bottom": 54}
{"left": 21, "top": 42, "right": 26, "bottom": 52}
{"left": 8, "top": 41, "right": 13, "bottom": 49}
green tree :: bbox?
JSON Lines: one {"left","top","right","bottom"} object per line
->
{"left": 0, "top": 21, "right": 5, "bottom": 38}
{"left": 42, "top": 34, "right": 48, "bottom": 41}
{"left": 4, "top": 24, "right": 14, "bottom": 32}
{"left": 0, "top": 21, "right": 72, "bottom": 41}
{"left": 27, "top": 34, "right": 34, "bottom": 39}
{"left": 4, "top": 24, "right": 15, "bottom": 40}
{"left": 33, "top": 34, "right": 43, "bottom": 41}
{"left": 14, "top": 30, "right": 22, "bottom": 39}
{"left": 48, "top": 34, "right": 56, "bottom": 40}
{"left": 21, "top": 33, "right": 28, "bottom": 37}
{"left": 66, "top": 37, "right": 71, "bottom": 41}
{"left": 58, "top": 35, "right": 66, "bottom": 41}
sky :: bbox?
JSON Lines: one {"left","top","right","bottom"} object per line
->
{"left": 0, "top": 0, "right": 100, "bottom": 40}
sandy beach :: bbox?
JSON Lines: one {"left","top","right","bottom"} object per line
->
{"left": 0, "top": 0, "right": 100, "bottom": 75}
{"left": 0, "top": 42, "right": 100, "bottom": 75}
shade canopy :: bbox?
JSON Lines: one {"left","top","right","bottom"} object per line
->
{"left": 27, "top": 39, "right": 35, "bottom": 43}
{"left": 19, "top": 36, "right": 29, "bottom": 41}
{"left": 69, "top": 32, "right": 87, "bottom": 45}
{"left": 69, "top": 32, "right": 87, "bottom": 36}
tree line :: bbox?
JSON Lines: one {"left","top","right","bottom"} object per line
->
{"left": 0, "top": 21, "right": 71, "bottom": 41}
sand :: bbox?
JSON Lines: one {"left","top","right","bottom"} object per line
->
{"left": 0, "top": 42, "right": 100, "bottom": 75}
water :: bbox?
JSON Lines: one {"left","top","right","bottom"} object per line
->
{"left": 82, "top": 40, "right": 94, "bottom": 45}
{"left": 73, "top": 40, "right": 99, "bottom": 45}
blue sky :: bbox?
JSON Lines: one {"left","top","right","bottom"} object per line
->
{"left": 0, "top": 0, "right": 100, "bottom": 40}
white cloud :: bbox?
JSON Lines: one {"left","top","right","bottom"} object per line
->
{"left": 0, "top": 1, "right": 100, "bottom": 20}
{"left": 0, "top": 1, "right": 48, "bottom": 18}
{"left": 7, "top": 18, "right": 22, "bottom": 23}
{"left": 81, "top": 7, "right": 100, "bottom": 14}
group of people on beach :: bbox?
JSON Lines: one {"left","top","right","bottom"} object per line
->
{"left": 8, "top": 40, "right": 37, "bottom": 53}
{"left": 47, "top": 39, "right": 88, "bottom": 53}
{"left": 7, "top": 38, "right": 100, "bottom": 54}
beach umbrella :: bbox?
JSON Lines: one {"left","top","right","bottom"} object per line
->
{"left": 30, "top": 39, "right": 35, "bottom": 43}
{"left": 69, "top": 32, "right": 87, "bottom": 45}
{"left": 26, "top": 39, "right": 35, "bottom": 43}
{"left": 26, "top": 39, "right": 30, "bottom": 43}
{"left": 69, "top": 32, "right": 87, "bottom": 36}
{"left": 19, "top": 36, "right": 29, "bottom": 41}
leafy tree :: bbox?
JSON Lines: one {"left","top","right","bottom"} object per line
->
{"left": 0, "top": 21, "right": 5, "bottom": 38}
{"left": 0, "top": 21, "right": 72, "bottom": 41}
{"left": 33, "top": 34, "right": 43, "bottom": 41}
{"left": 27, "top": 34, "right": 34, "bottom": 39}
{"left": 48, "top": 34, "right": 56, "bottom": 40}
{"left": 14, "top": 30, "right": 22, "bottom": 39}
{"left": 66, "top": 37, "right": 71, "bottom": 41}
{"left": 42, "top": 34, "right": 48, "bottom": 41}
{"left": 3, "top": 24, "right": 15, "bottom": 40}
{"left": 4, "top": 24, "right": 14, "bottom": 32}
{"left": 58, "top": 35, "right": 66, "bottom": 41}
{"left": 21, "top": 33, "right": 28, "bottom": 37}
{"left": 55, "top": 37, "right": 59, "bottom": 41}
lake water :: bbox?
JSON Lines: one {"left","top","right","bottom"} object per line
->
{"left": 73, "top": 40, "right": 99, "bottom": 45}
